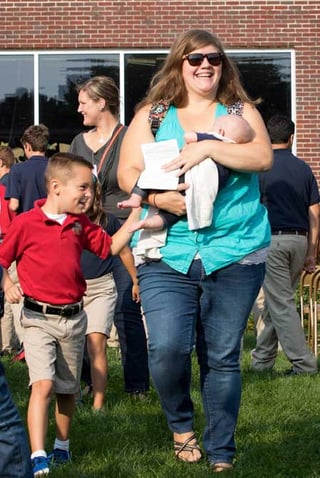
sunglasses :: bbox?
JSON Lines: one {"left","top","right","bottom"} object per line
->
{"left": 183, "top": 52, "right": 224, "bottom": 67}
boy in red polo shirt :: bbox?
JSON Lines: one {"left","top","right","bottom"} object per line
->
{"left": 0, "top": 152, "right": 140, "bottom": 476}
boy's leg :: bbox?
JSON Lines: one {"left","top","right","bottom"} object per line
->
{"left": 55, "top": 393, "right": 76, "bottom": 441}
{"left": 27, "top": 380, "right": 53, "bottom": 452}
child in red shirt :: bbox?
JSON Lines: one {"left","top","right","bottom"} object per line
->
{"left": 0, "top": 152, "right": 140, "bottom": 476}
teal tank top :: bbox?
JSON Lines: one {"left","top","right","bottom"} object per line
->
{"left": 137, "top": 104, "right": 270, "bottom": 275}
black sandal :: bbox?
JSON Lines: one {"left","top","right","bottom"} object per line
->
{"left": 174, "top": 433, "right": 202, "bottom": 462}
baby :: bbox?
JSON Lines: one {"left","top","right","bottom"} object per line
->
{"left": 118, "top": 114, "right": 253, "bottom": 232}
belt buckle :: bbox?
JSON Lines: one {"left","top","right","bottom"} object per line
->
{"left": 61, "top": 304, "right": 73, "bottom": 317}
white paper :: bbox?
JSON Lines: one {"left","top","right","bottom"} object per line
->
{"left": 138, "top": 139, "right": 180, "bottom": 190}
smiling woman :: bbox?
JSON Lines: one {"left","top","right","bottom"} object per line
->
{"left": 118, "top": 28, "right": 272, "bottom": 471}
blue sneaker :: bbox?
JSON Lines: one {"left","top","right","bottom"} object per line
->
{"left": 48, "top": 448, "right": 72, "bottom": 466}
{"left": 31, "top": 456, "right": 49, "bottom": 475}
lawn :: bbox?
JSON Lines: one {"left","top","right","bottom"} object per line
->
{"left": 3, "top": 328, "right": 320, "bottom": 478}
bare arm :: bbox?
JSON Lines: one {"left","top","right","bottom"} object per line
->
{"left": 118, "top": 246, "right": 140, "bottom": 302}
{"left": 164, "top": 103, "right": 273, "bottom": 175}
{"left": 118, "top": 104, "right": 187, "bottom": 217}
{"left": 109, "top": 208, "right": 142, "bottom": 255}
{"left": 2, "top": 268, "right": 23, "bottom": 303}
{"left": 9, "top": 198, "right": 19, "bottom": 212}
{"left": 304, "top": 203, "right": 320, "bottom": 272}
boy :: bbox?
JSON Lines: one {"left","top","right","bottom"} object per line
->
{"left": 0, "top": 152, "right": 140, "bottom": 476}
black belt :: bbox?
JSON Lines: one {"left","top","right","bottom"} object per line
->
{"left": 24, "top": 297, "right": 83, "bottom": 317}
{"left": 271, "top": 229, "right": 307, "bottom": 236}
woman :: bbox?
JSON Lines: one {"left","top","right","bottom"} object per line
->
{"left": 70, "top": 76, "right": 149, "bottom": 398}
{"left": 81, "top": 179, "right": 140, "bottom": 411}
{"left": 118, "top": 30, "right": 272, "bottom": 471}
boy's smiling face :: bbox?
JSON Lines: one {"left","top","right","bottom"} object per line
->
{"left": 56, "top": 165, "right": 93, "bottom": 214}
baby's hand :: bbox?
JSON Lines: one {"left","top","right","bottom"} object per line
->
{"left": 184, "top": 131, "right": 198, "bottom": 144}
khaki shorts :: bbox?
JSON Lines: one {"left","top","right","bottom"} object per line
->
{"left": 22, "top": 307, "right": 87, "bottom": 394}
{"left": 83, "top": 273, "right": 117, "bottom": 337}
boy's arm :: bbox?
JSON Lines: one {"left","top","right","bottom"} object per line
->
{"left": 9, "top": 198, "right": 19, "bottom": 212}
{"left": 2, "top": 268, "right": 23, "bottom": 303}
{"left": 109, "top": 208, "right": 142, "bottom": 255}
{"left": 118, "top": 246, "right": 140, "bottom": 302}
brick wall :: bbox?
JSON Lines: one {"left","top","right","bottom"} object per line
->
{"left": 2, "top": 0, "right": 320, "bottom": 178}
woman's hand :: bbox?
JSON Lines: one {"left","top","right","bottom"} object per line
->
{"left": 149, "top": 187, "right": 188, "bottom": 216}
{"left": 162, "top": 142, "right": 209, "bottom": 176}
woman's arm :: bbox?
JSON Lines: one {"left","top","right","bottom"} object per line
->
{"left": 118, "top": 105, "right": 187, "bottom": 216}
{"left": 164, "top": 104, "right": 273, "bottom": 176}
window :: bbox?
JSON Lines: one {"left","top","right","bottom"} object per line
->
{"left": 0, "top": 50, "right": 293, "bottom": 149}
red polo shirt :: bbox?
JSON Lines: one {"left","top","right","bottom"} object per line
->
{"left": 0, "top": 199, "right": 112, "bottom": 304}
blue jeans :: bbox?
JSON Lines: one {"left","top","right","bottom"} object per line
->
{"left": 138, "top": 259, "right": 265, "bottom": 464}
{"left": 112, "top": 255, "right": 149, "bottom": 393}
{"left": 0, "top": 361, "right": 33, "bottom": 477}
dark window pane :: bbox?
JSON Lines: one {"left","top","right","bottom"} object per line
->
{"left": 0, "top": 55, "right": 34, "bottom": 147}
{"left": 39, "top": 54, "right": 120, "bottom": 146}
{"left": 124, "top": 53, "right": 167, "bottom": 125}
{"left": 230, "top": 52, "right": 291, "bottom": 122}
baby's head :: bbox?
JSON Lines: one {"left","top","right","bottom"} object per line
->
{"left": 213, "top": 115, "right": 253, "bottom": 143}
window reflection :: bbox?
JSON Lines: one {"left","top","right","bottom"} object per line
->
{"left": 0, "top": 55, "right": 34, "bottom": 147}
{"left": 39, "top": 54, "right": 120, "bottom": 144}
{"left": 124, "top": 53, "right": 167, "bottom": 125}
{"left": 0, "top": 51, "right": 292, "bottom": 150}
{"left": 230, "top": 52, "right": 291, "bottom": 121}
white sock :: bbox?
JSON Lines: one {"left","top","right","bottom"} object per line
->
{"left": 31, "top": 450, "right": 47, "bottom": 459}
{"left": 54, "top": 438, "right": 69, "bottom": 451}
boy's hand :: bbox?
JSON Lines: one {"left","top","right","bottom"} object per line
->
{"left": 5, "top": 284, "right": 23, "bottom": 304}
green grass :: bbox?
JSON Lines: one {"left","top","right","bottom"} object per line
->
{"left": 3, "top": 327, "right": 320, "bottom": 478}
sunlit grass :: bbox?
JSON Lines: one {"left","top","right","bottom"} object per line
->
{"left": 3, "top": 325, "right": 320, "bottom": 478}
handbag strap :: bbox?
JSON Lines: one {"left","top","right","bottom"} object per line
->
{"left": 97, "top": 124, "right": 125, "bottom": 174}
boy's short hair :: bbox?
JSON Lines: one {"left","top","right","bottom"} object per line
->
{"left": 45, "top": 152, "right": 93, "bottom": 186}
{"left": 0, "top": 146, "right": 15, "bottom": 168}
{"left": 20, "top": 124, "right": 49, "bottom": 152}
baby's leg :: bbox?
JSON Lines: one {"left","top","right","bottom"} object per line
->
{"left": 117, "top": 193, "right": 143, "bottom": 209}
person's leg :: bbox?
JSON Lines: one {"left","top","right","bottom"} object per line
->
{"left": 251, "top": 303, "right": 279, "bottom": 370}
{"left": 251, "top": 287, "right": 265, "bottom": 336}
{"left": 0, "top": 361, "right": 33, "bottom": 477}
{"left": 27, "top": 380, "right": 53, "bottom": 452}
{"left": 253, "top": 236, "right": 317, "bottom": 373}
{"left": 86, "top": 332, "right": 108, "bottom": 410}
{"left": 197, "top": 262, "right": 265, "bottom": 466}
{"left": 112, "top": 255, "right": 149, "bottom": 394}
{"left": 0, "top": 300, "right": 20, "bottom": 354}
{"left": 55, "top": 393, "right": 76, "bottom": 441}
{"left": 138, "top": 259, "right": 201, "bottom": 461}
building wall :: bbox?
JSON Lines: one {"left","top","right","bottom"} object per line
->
{"left": 2, "top": 0, "right": 320, "bottom": 177}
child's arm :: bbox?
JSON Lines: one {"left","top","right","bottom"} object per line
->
{"left": 109, "top": 208, "right": 142, "bottom": 255}
{"left": 118, "top": 246, "right": 140, "bottom": 303}
{"left": 2, "top": 268, "right": 23, "bottom": 304}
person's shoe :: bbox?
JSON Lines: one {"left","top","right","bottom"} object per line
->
{"left": 130, "top": 390, "right": 148, "bottom": 401}
{"left": 48, "top": 448, "right": 72, "bottom": 466}
{"left": 283, "top": 368, "right": 317, "bottom": 376}
{"left": 32, "top": 456, "right": 50, "bottom": 475}
{"left": 12, "top": 346, "right": 25, "bottom": 362}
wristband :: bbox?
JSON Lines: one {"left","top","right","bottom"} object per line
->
{"left": 153, "top": 193, "right": 159, "bottom": 208}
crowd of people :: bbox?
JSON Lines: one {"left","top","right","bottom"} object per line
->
{"left": 0, "top": 28, "right": 318, "bottom": 477}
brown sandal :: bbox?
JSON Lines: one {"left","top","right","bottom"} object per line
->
{"left": 212, "top": 462, "right": 233, "bottom": 472}
{"left": 174, "top": 433, "right": 202, "bottom": 462}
